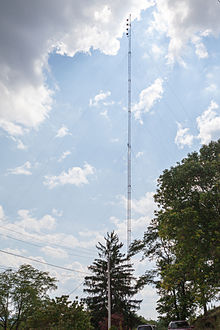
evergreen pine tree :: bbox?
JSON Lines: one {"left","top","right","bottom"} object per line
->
{"left": 83, "top": 231, "right": 141, "bottom": 329}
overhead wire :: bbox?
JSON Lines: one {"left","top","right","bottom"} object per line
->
{"left": 0, "top": 224, "right": 96, "bottom": 258}
{"left": 0, "top": 231, "right": 95, "bottom": 260}
{"left": 68, "top": 280, "right": 85, "bottom": 296}
{"left": 0, "top": 249, "right": 91, "bottom": 275}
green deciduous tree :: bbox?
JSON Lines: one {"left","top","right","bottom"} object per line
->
{"left": 83, "top": 231, "right": 141, "bottom": 329}
{"left": 26, "top": 295, "right": 93, "bottom": 329}
{"left": 131, "top": 140, "right": 220, "bottom": 321}
{"left": 0, "top": 264, "right": 57, "bottom": 329}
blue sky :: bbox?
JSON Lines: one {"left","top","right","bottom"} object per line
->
{"left": 0, "top": 0, "right": 220, "bottom": 320}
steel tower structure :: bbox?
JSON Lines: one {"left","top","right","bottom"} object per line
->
{"left": 126, "top": 15, "right": 131, "bottom": 254}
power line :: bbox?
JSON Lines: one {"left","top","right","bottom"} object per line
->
{"left": 0, "top": 224, "right": 96, "bottom": 258}
{"left": 68, "top": 281, "right": 84, "bottom": 296}
{"left": 0, "top": 231, "right": 95, "bottom": 260}
{"left": 0, "top": 249, "right": 91, "bottom": 275}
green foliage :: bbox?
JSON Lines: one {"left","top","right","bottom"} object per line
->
{"left": 83, "top": 231, "right": 141, "bottom": 329}
{"left": 0, "top": 264, "right": 57, "bottom": 329}
{"left": 0, "top": 264, "right": 93, "bottom": 329}
{"left": 130, "top": 140, "right": 220, "bottom": 322}
{"left": 26, "top": 295, "right": 93, "bottom": 329}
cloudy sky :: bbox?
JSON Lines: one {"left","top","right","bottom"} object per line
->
{"left": 0, "top": 0, "right": 220, "bottom": 320}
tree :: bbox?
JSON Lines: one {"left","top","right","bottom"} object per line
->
{"left": 83, "top": 231, "right": 141, "bottom": 329}
{"left": 131, "top": 140, "right": 220, "bottom": 321}
{"left": 26, "top": 295, "right": 93, "bottom": 329}
{"left": 0, "top": 264, "right": 57, "bottom": 329}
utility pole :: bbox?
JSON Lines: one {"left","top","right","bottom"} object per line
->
{"left": 107, "top": 252, "right": 111, "bottom": 329}
{"left": 126, "top": 14, "right": 132, "bottom": 255}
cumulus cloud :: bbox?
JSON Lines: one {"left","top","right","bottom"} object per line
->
{"left": 7, "top": 161, "right": 32, "bottom": 176}
{"left": 151, "top": 43, "right": 164, "bottom": 58}
{"left": 175, "top": 122, "right": 194, "bottom": 149}
{"left": 52, "top": 208, "right": 63, "bottom": 217}
{"left": 150, "top": 0, "right": 220, "bottom": 63}
{"left": 41, "top": 246, "right": 68, "bottom": 259}
{"left": 44, "top": 163, "right": 95, "bottom": 189}
{"left": 58, "top": 150, "right": 71, "bottom": 162}
{"left": 0, "top": 205, "right": 5, "bottom": 222}
{"left": 175, "top": 101, "right": 220, "bottom": 148}
{"left": 136, "top": 151, "right": 144, "bottom": 158}
{"left": 205, "top": 83, "right": 217, "bottom": 94}
{"left": 197, "top": 100, "right": 220, "bottom": 144}
{"left": 0, "top": 119, "right": 27, "bottom": 136}
{"left": 132, "top": 192, "right": 156, "bottom": 216}
{"left": 191, "top": 35, "right": 208, "bottom": 59}
{"left": 110, "top": 215, "right": 151, "bottom": 241}
{"left": 89, "top": 90, "right": 111, "bottom": 107}
{"left": 0, "top": 206, "right": 100, "bottom": 254}
{"left": 101, "top": 109, "right": 111, "bottom": 119}
{"left": 119, "top": 192, "right": 156, "bottom": 217}
{"left": 0, "top": 0, "right": 154, "bottom": 137}
{"left": 16, "top": 209, "right": 56, "bottom": 232}
{"left": 56, "top": 126, "right": 71, "bottom": 138}
{"left": 132, "top": 78, "right": 164, "bottom": 124}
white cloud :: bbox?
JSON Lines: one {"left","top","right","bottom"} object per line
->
{"left": 119, "top": 192, "right": 156, "bottom": 217}
{"left": 16, "top": 140, "right": 27, "bottom": 150}
{"left": 0, "top": 119, "right": 27, "bottom": 136}
{"left": 100, "top": 109, "right": 109, "bottom": 119}
{"left": 89, "top": 90, "right": 111, "bottom": 107}
{"left": 52, "top": 208, "right": 63, "bottom": 217}
{"left": 0, "top": 205, "right": 5, "bottom": 222}
{"left": 0, "top": 82, "right": 52, "bottom": 135}
{"left": 205, "top": 84, "right": 217, "bottom": 94}
{"left": 191, "top": 36, "right": 208, "bottom": 59}
{"left": 0, "top": 207, "right": 101, "bottom": 253}
{"left": 175, "top": 122, "right": 194, "bottom": 149}
{"left": 44, "top": 163, "right": 95, "bottom": 189}
{"left": 138, "top": 285, "right": 158, "bottom": 320}
{"left": 58, "top": 150, "right": 71, "bottom": 162}
{"left": 110, "top": 215, "right": 151, "bottom": 241}
{"left": 136, "top": 151, "right": 144, "bottom": 158}
{"left": 150, "top": 0, "right": 220, "bottom": 63}
{"left": 132, "top": 192, "right": 156, "bottom": 216}
{"left": 16, "top": 209, "right": 56, "bottom": 232}
{"left": 110, "top": 138, "right": 119, "bottom": 143}
{"left": 7, "top": 161, "right": 32, "bottom": 176}
{"left": 132, "top": 78, "right": 164, "bottom": 124}
{"left": 0, "top": 248, "right": 28, "bottom": 270}
{"left": 41, "top": 246, "right": 68, "bottom": 259}
{"left": 151, "top": 43, "right": 163, "bottom": 58}
{"left": 10, "top": 137, "right": 27, "bottom": 150}
{"left": 56, "top": 126, "right": 71, "bottom": 138}
{"left": 175, "top": 101, "right": 220, "bottom": 148}
{"left": 197, "top": 100, "right": 220, "bottom": 144}
{"left": 0, "top": 1, "right": 154, "bottom": 137}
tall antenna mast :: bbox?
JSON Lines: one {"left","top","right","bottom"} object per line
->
{"left": 126, "top": 15, "right": 131, "bottom": 255}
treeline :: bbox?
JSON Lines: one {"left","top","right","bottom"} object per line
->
{"left": 130, "top": 139, "right": 220, "bottom": 324}
{"left": 0, "top": 233, "right": 144, "bottom": 329}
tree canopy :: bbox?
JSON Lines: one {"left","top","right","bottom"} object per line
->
{"left": 0, "top": 264, "right": 93, "bottom": 329}
{"left": 130, "top": 140, "right": 220, "bottom": 322}
{"left": 0, "top": 264, "right": 57, "bottom": 329}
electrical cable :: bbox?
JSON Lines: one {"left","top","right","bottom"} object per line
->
{"left": 0, "top": 231, "right": 95, "bottom": 260}
{"left": 68, "top": 281, "right": 84, "bottom": 296}
{"left": 0, "top": 249, "right": 91, "bottom": 275}
{"left": 0, "top": 224, "right": 96, "bottom": 257}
